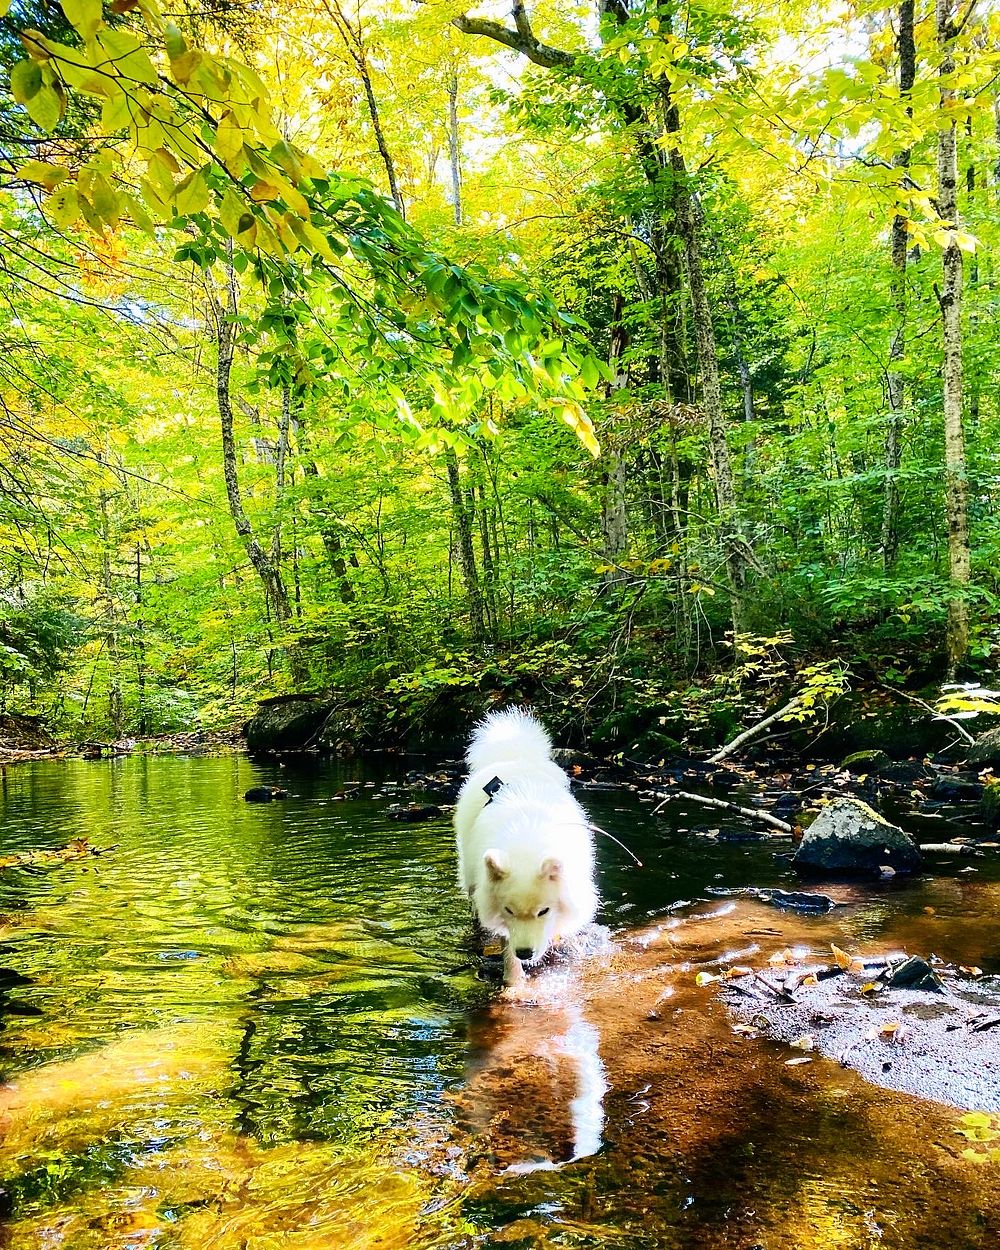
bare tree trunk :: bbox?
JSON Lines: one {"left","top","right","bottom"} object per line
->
{"left": 666, "top": 143, "right": 747, "bottom": 634}
{"left": 600, "top": 292, "right": 629, "bottom": 580}
{"left": 323, "top": 0, "right": 405, "bottom": 217}
{"left": 294, "top": 406, "right": 356, "bottom": 604}
{"left": 209, "top": 267, "right": 306, "bottom": 683}
{"left": 936, "top": 0, "right": 971, "bottom": 677}
{"left": 447, "top": 69, "right": 462, "bottom": 226}
{"left": 883, "top": 0, "right": 916, "bottom": 571}
{"left": 445, "top": 448, "right": 486, "bottom": 642}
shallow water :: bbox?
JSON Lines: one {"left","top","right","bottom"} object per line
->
{"left": 0, "top": 754, "right": 998, "bottom": 1247}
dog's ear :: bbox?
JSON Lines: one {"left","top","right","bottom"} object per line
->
{"left": 539, "top": 857, "right": 562, "bottom": 881}
{"left": 484, "top": 850, "right": 509, "bottom": 882}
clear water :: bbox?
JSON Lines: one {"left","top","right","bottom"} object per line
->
{"left": 0, "top": 755, "right": 998, "bottom": 1248}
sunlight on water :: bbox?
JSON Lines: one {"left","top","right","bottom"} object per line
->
{"left": 1, "top": 755, "right": 999, "bottom": 1247}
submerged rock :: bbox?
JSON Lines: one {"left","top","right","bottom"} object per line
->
{"left": 792, "top": 798, "right": 921, "bottom": 876}
{"left": 386, "top": 804, "right": 443, "bottom": 822}
{"left": 244, "top": 786, "right": 289, "bottom": 803}
{"left": 930, "top": 775, "right": 984, "bottom": 802}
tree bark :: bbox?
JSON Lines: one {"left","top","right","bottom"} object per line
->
{"left": 209, "top": 266, "right": 306, "bottom": 683}
{"left": 936, "top": 0, "right": 971, "bottom": 677}
{"left": 666, "top": 142, "right": 747, "bottom": 633}
{"left": 447, "top": 69, "right": 462, "bottom": 226}
{"left": 324, "top": 0, "right": 406, "bottom": 217}
{"left": 444, "top": 448, "right": 487, "bottom": 642}
{"left": 883, "top": 0, "right": 916, "bottom": 571}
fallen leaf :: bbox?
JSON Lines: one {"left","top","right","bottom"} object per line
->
{"left": 785, "top": 1056, "right": 813, "bottom": 1066}
{"left": 695, "top": 971, "right": 721, "bottom": 986}
{"left": 725, "top": 966, "right": 753, "bottom": 979}
{"left": 790, "top": 1034, "right": 815, "bottom": 1051}
{"left": 733, "top": 1024, "right": 758, "bottom": 1036}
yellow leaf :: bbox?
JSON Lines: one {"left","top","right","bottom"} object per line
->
{"left": 214, "top": 111, "right": 243, "bottom": 165}
{"left": 19, "top": 160, "right": 69, "bottom": 190}
{"left": 831, "top": 943, "right": 855, "bottom": 970}
{"left": 61, "top": 0, "right": 104, "bottom": 40}
{"left": 174, "top": 167, "right": 209, "bottom": 216}
{"left": 249, "top": 180, "right": 280, "bottom": 203}
{"left": 695, "top": 971, "right": 720, "bottom": 986}
{"left": 47, "top": 182, "right": 80, "bottom": 227}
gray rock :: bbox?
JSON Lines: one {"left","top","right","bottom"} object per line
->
{"left": 792, "top": 798, "right": 922, "bottom": 876}
{"left": 245, "top": 695, "right": 331, "bottom": 752}
{"left": 967, "top": 726, "right": 1000, "bottom": 767}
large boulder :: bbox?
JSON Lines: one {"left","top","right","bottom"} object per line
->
{"left": 966, "top": 727, "right": 1000, "bottom": 768}
{"left": 245, "top": 695, "right": 332, "bottom": 753}
{"left": 792, "top": 798, "right": 921, "bottom": 876}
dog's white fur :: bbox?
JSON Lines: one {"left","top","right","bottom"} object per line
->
{"left": 454, "top": 708, "right": 598, "bottom": 984}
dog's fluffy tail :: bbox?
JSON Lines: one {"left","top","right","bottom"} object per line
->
{"left": 466, "top": 708, "right": 553, "bottom": 774}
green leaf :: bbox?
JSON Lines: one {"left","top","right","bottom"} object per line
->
{"left": 25, "top": 83, "right": 63, "bottom": 132}
{"left": 10, "top": 60, "right": 43, "bottom": 104}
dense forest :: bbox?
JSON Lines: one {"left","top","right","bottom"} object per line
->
{"left": 2, "top": 0, "right": 998, "bottom": 751}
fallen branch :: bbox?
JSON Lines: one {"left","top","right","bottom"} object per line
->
{"left": 652, "top": 789, "right": 793, "bottom": 834}
{"left": 708, "top": 698, "right": 804, "bottom": 763}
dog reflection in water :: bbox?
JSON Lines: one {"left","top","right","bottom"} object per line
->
{"left": 460, "top": 980, "right": 607, "bottom": 1173}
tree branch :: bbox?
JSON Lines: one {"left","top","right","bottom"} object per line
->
{"left": 452, "top": 11, "right": 575, "bottom": 69}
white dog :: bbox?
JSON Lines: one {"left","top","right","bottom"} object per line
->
{"left": 453, "top": 708, "right": 598, "bottom": 985}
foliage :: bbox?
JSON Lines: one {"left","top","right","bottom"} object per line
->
{"left": 0, "top": 0, "right": 999, "bottom": 747}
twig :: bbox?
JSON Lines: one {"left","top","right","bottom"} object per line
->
{"left": 708, "top": 697, "right": 804, "bottom": 763}
{"left": 874, "top": 681, "right": 975, "bottom": 745}
{"left": 588, "top": 823, "right": 644, "bottom": 867}
{"left": 652, "top": 789, "right": 793, "bottom": 834}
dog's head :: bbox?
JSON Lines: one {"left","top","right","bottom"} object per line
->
{"left": 478, "top": 850, "right": 565, "bottom": 964}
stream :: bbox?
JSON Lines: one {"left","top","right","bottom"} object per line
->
{"left": 0, "top": 753, "right": 998, "bottom": 1247}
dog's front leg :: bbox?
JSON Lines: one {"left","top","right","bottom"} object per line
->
{"left": 503, "top": 946, "right": 525, "bottom": 987}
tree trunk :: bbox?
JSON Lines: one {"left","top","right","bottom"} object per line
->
{"left": 666, "top": 143, "right": 748, "bottom": 634}
{"left": 325, "top": 0, "right": 405, "bottom": 217}
{"left": 600, "top": 291, "right": 629, "bottom": 580}
{"left": 447, "top": 69, "right": 462, "bottom": 226}
{"left": 444, "top": 448, "right": 487, "bottom": 642}
{"left": 210, "top": 266, "right": 306, "bottom": 683}
{"left": 936, "top": 0, "right": 971, "bottom": 677}
{"left": 883, "top": 0, "right": 916, "bottom": 571}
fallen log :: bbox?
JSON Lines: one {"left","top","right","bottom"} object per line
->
{"left": 652, "top": 789, "right": 793, "bottom": 834}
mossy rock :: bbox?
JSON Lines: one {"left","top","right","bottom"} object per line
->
{"left": 792, "top": 798, "right": 921, "bottom": 877}
{"left": 840, "top": 749, "right": 892, "bottom": 773}
{"left": 966, "top": 727, "right": 1000, "bottom": 769}
{"left": 981, "top": 780, "right": 1000, "bottom": 827}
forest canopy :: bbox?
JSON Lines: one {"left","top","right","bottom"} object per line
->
{"left": 1, "top": 0, "right": 997, "bottom": 749}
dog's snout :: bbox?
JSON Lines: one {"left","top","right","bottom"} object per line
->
{"left": 514, "top": 947, "right": 533, "bottom": 961}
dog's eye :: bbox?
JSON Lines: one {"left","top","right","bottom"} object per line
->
{"left": 504, "top": 906, "right": 514, "bottom": 915}
{"left": 537, "top": 907, "right": 550, "bottom": 917}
